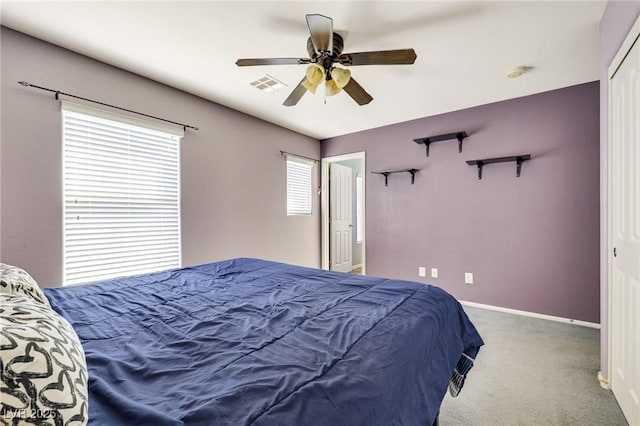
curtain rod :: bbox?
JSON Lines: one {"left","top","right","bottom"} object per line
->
{"left": 280, "top": 150, "right": 319, "bottom": 163}
{"left": 18, "top": 81, "right": 199, "bottom": 131}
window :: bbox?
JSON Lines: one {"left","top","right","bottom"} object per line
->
{"left": 62, "top": 102, "right": 182, "bottom": 285}
{"left": 286, "top": 156, "right": 314, "bottom": 216}
{"left": 356, "top": 174, "right": 363, "bottom": 243}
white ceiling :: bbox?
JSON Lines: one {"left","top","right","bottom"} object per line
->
{"left": 1, "top": 1, "right": 605, "bottom": 140}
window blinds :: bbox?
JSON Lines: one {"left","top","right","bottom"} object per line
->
{"left": 62, "top": 103, "right": 181, "bottom": 285}
{"left": 286, "top": 156, "right": 314, "bottom": 216}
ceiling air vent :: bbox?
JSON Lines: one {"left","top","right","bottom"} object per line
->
{"left": 250, "top": 74, "right": 286, "bottom": 93}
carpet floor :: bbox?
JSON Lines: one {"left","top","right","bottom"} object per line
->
{"left": 439, "top": 306, "right": 629, "bottom": 425}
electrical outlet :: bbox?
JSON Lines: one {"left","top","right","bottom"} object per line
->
{"left": 465, "top": 272, "right": 474, "bottom": 284}
{"left": 431, "top": 268, "right": 438, "bottom": 278}
{"left": 418, "top": 267, "right": 426, "bottom": 277}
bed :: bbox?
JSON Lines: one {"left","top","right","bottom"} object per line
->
{"left": 5, "top": 258, "right": 483, "bottom": 425}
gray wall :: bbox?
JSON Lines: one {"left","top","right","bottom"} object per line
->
{"left": 322, "top": 82, "right": 600, "bottom": 323}
{"left": 0, "top": 27, "right": 321, "bottom": 286}
{"left": 599, "top": 0, "right": 640, "bottom": 380}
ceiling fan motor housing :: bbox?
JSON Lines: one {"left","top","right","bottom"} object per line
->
{"left": 307, "top": 32, "right": 344, "bottom": 75}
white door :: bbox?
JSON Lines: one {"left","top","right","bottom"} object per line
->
{"left": 330, "top": 163, "right": 353, "bottom": 272}
{"left": 610, "top": 24, "right": 640, "bottom": 426}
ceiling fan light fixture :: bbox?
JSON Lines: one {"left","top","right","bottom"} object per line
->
{"left": 302, "top": 79, "right": 319, "bottom": 94}
{"left": 330, "top": 67, "right": 351, "bottom": 88}
{"left": 305, "top": 64, "right": 325, "bottom": 86}
{"left": 325, "top": 79, "right": 342, "bottom": 96}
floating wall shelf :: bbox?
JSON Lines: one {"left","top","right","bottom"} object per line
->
{"left": 371, "top": 169, "right": 419, "bottom": 186}
{"left": 414, "top": 131, "right": 468, "bottom": 157}
{"left": 465, "top": 154, "right": 532, "bottom": 180}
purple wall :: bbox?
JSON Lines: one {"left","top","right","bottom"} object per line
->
{"left": 1, "top": 27, "right": 321, "bottom": 286}
{"left": 599, "top": 0, "right": 640, "bottom": 380}
{"left": 323, "top": 82, "right": 600, "bottom": 323}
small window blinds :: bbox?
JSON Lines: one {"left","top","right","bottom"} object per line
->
{"left": 286, "top": 156, "right": 314, "bottom": 216}
{"left": 62, "top": 102, "right": 182, "bottom": 285}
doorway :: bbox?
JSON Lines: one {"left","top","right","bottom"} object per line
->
{"left": 321, "top": 152, "right": 365, "bottom": 274}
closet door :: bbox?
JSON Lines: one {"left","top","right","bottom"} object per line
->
{"left": 610, "top": 21, "right": 640, "bottom": 426}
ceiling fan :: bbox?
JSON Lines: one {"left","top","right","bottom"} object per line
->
{"left": 236, "top": 14, "right": 417, "bottom": 106}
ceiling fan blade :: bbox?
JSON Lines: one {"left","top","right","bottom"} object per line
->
{"left": 338, "top": 49, "right": 417, "bottom": 66}
{"left": 236, "top": 58, "right": 311, "bottom": 66}
{"left": 342, "top": 77, "right": 373, "bottom": 106}
{"left": 283, "top": 78, "right": 308, "bottom": 107}
{"left": 306, "top": 14, "right": 333, "bottom": 54}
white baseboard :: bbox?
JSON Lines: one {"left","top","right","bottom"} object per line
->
{"left": 460, "top": 300, "right": 600, "bottom": 329}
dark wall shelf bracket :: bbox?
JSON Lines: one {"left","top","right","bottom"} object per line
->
{"left": 465, "top": 154, "right": 532, "bottom": 179}
{"left": 372, "top": 169, "right": 419, "bottom": 186}
{"left": 413, "top": 131, "right": 468, "bottom": 157}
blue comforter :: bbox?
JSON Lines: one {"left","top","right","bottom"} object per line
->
{"left": 44, "top": 258, "right": 483, "bottom": 425}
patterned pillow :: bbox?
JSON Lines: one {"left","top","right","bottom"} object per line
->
{"left": 0, "top": 294, "right": 88, "bottom": 425}
{"left": 0, "top": 263, "right": 50, "bottom": 307}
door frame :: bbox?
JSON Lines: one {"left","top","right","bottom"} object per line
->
{"left": 321, "top": 152, "right": 366, "bottom": 273}
{"left": 607, "top": 13, "right": 640, "bottom": 388}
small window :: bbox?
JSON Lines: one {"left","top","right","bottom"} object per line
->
{"left": 356, "top": 174, "right": 364, "bottom": 243}
{"left": 62, "top": 102, "right": 182, "bottom": 285}
{"left": 286, "top": 156, "right": 314, "bottom": 216}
